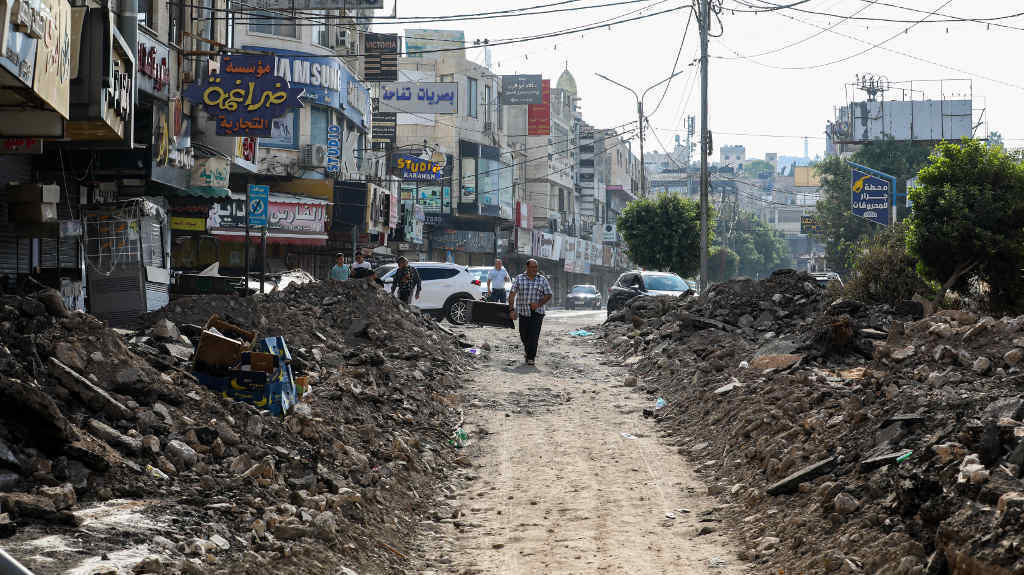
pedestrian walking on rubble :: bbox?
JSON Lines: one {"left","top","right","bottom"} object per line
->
{"left": 508, "top": 259, "right": 552, "bottom": 366}
{"left": 486, "top": 258, "right": 512, "bottom": 303}
{"left": 390, "top": 257, "right": 422, "bottom": 305}
{"left": 329, "top": 253, "right": 350, "bottom": 281}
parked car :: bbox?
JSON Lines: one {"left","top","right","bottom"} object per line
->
{"left": 566, "top": 285, "right": 601, "bottom": 310}
{"left": 810, "top": 271, "right": 844, "bottom": 289}
{"left": 606, "top": 270, "right": 692, "bottom": 317}
{"left": 375, "top": 262, "right": 483, "bottom": 324}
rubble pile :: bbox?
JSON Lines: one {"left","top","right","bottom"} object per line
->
{"left": 605, "top": 269, "right": 1024, "bottom": 575}
{"left": 0, "top": 280, "right": 470, "bottom": 574}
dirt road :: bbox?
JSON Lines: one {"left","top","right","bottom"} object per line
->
{"left": 412, "top": 310, "right": 746, "bottom": 574}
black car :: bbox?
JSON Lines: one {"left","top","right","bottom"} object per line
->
{"left": 606, "top": 271, "right": 692, "bottom": 316}
{"left": 566, "top": 285, "right": 601, "bottom": 310}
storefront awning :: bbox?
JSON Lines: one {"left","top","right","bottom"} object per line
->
{"left": 210, "top": 228, "right": 327, "bottom": 246}
{"left": 171, "top": 186, "right": 232, "bottom": 199}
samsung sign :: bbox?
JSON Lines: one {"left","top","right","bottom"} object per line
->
{"left": 242, "top": 46, "right": 354, "bottom": 114}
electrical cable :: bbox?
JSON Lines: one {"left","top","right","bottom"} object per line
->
{"left": 715, "top": 0, "right": 953, "bottom": 70}
{"left": 714, "top": 6, "right": 1024, "bottom": 91}
{"left": 716, "top": 0, "right": 876, "bottom": 60}
{"left": 726, "top": 0, "right": 1024, "bottom": 31}
{"left": 646, "top": 6, "right": 695, "bottom": 118}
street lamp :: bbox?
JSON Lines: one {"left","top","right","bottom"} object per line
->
{"left": 596, "top": 69, "right": 687, "bottom": 197}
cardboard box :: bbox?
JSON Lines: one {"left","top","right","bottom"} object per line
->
{"left": 9, "top": 202, "right": 57, "bottom": 224}
{"left": 8, "top": 184, "right": 60, "bottom": 204}
{"left": 195, "top": 369, "right": 296, "bottom": 416}
{"left": 194, "top": 329, "right": 246, "bottom": 371}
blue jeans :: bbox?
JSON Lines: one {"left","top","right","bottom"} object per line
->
{"left": 488, "top": 288, "right": 507, "bottom": 303}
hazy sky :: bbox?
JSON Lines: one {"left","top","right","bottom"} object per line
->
{"left": 371, "top": 1, "right": 1024, "bottom": 160}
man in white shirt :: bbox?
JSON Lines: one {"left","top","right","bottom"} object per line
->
{"left": 350, "top": 252, "right": 374, "bottom": 280}
{"left": 486, "top": 258, "right": 512, "bottom": 303}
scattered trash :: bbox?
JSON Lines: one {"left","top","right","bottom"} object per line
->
{"left": 738, "top": 360, "right": 750, "bottom": 369}
{"left": 655, "top": 397, "right": 667, "bottom": 410}
{"left": 708, "top": 557, "right": 728, "bottom": 568}
{"left": 145, "top": 465, "right": 169, "bottom": 481}
{"left": 449, "top": 428, "right": 470, "bottom": 448}
{"left": 569, "top": 329, "right": 595, "bottom": 337}
{"left": 465, "top": 348, "right": 482, "bottom": 355}
{"left": 665, "top": 512, "right": 676, "bottom": 519}
{"left": 620, "top": 432, "right": 638, "bottom": 440}
{"left": 896, "top": 451, "right": 913, "bottom": 463}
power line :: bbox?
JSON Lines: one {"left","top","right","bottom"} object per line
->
{"left": 713, "top": 5, "right": 1024, "bottom": 92}
{"left": 647, "top": 7, "right": 695, "bottom": 117}
{"left": 726, "top": 0, "right": 1024, "bottom": 31}
{"left": 715, "top": 0, "right": 953, "bottom": 71}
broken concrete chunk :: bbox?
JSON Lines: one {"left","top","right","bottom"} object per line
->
{"left": 859, "top": 450, "right": 912, "bottom": 472}
{"left": 766, "top": 457, "right": 837, "bottom": 496}
{"left": 165, "top": 440, "right": 198, "bottom": 471}
{"left": 86, "top": 419, "right": 143, "bottom": 455}
{"left": 49, "top": 358, "right": 132, "bottom": 421}
{"left": 749, "top": 354, "right": 802, "bottom": 371}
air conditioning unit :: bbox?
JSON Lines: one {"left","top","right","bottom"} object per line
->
{"left": 300, "top": 144, "right": 328, "bottom": 168}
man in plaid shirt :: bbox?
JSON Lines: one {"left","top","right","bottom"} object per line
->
{"left": 508, "top": 259, "right": 552, "bottom": 365}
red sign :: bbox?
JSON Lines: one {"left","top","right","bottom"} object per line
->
{"left": 0, "top": 138, "right": 43, "bottom": 154}
{"left": 527, "top": 79, "right": 550, "bottom": 136}
{"left": 515, "top": 201, "right": 533, "bottom": 229}
{"left": 137, "top": 41, "right": 169, "bottom": 93}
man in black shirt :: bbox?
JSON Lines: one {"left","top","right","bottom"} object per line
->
{"left": 389, "top": 257, "right": 421, "bottom": 305}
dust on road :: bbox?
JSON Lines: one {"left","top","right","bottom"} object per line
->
{"left": 413, "top": 310, "right": 746, "bottom": 574}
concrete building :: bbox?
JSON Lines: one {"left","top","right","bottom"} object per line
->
{"left": 719, "top": 145, "right": 746, "bottom": 166}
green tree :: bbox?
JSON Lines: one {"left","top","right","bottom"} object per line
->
{"left": 815, "top": 140, "right": 933, "bottom": 275}
{"left": 844, "top": 221, "right": 930, "bottom": 305}
{"left": 617, "top": 193, "right": 711, "bottom": 277}
{"left": 708, "top": 246, "right": 739, "bottom": 283}
{"left": 714, "top": 208, "right": 791, "bottom": 279}
{"left": 907, "top": 139, "right": 1024, "bottom": 311}
{"left": 989, "top": 131, "right": 1004, "bottom": 149}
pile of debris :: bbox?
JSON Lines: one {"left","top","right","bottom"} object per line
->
{"left": 605, "top": 269, "right": 1024, "bottom": 575}
{"left": 0, "top": 280, "right": 470, "bottom": 574}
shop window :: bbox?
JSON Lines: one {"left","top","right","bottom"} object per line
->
{"left": 467, "top": 77, "right": 478, "bottom": 118}
{"left": 311, "top": 10, "right": 330, "bottom": 47}
{"left": 311, "top": 107, "right": 329, "bottom": 149}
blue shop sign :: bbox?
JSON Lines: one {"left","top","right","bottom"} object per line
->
{"left": 183, "top": 54, "right": 304, "bottom": 137}
{"left": 242, "top": 46, "right": 369, "bottom": 126}
{"left": 851, "top": 168, "right": 891, "bottom": 226}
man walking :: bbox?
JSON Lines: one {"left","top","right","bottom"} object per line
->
{"left": 389, "top": 257, "right": 421, "bottom": 305}
{"left": 508, "top": 259, "right": 552, "bottom": 366}
{"left": 329, "top": 253, "right": 350, "bottom": 281}
{"left": 350, "top": 252, "right": 374, "bottom": 280}
{"left": 486, "top": 258, "right": 512, "bottom": 303}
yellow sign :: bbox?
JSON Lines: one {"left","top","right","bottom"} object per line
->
{"left": 170, "top": 217, "right": 206, "bottom": 231}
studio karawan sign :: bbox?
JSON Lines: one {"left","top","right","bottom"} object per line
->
{"left": 184, "top": 54, "right": 304, "bottom": 137}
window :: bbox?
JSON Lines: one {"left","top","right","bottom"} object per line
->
{"left": 417, "top": 267, "right": 458, "bottom": 281}
{"left": 467, "top": 77, "right": 478, "bottom": 118}
{"left": 558, "top": 189, "right": 565, "bottom": 211}
{"left": 249, "top": 10, "right": 296, "bottom": 38}
{"left": 138, "top": 0, "right": 153, "bottom": 30}
{"left": 311, "top": 107, "right": 329, "bottom": 149}
{"left": 312, "top": 10, "right": 330, "bottom": 47}
{"left": 484, "top": 84, "right": 492, "bottom": 125}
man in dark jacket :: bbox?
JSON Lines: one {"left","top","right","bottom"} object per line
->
{"left": 390, "top": 257, "right": 421, "bottom": 305}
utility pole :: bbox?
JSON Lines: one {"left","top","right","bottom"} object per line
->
{"left": 698, "top": 0, "right": 710, "bottom": 293}
{"left": 637, "top": 100, "right": 645, "bottom": 196}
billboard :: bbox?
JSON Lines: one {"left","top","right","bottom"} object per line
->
{"left": 184, "top": 54, "right": 304, "bottom": 137}
{"left": 405, "top": 29, "right": 465, "bottom": 59}
{"left": 394, "top": 154, "right": 444, "bottom": 181}
{"left": 851, "top": 168, "right": 891, "bottom": 226}
{"left": 378, "top": 82, "right": 458, "bottom": 114}
{"left": 371, "top": 98, "right": 396, "bottom": 149}
{"left": 501, "top": 75, "right": 543, "bottom": 105}
{"left": 527, "top": 80, "right": 550, "bottom": 136}
{"left": 799, "top": 215, "right": 821, "bottom": 235}
{"left": 364, "top": 33, "right": 398, "bottom": 82}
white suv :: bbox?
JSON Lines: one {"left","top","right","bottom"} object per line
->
{"left": 376, "top": 262, "right": 484, "bottom": 324}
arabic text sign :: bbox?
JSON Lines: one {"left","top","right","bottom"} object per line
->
{"left": 528, "top": 79, "right": 551, "bottom": 136}
{"left": 394, "top": 154, "right": 444, "bottom": 181}
{"left": 364, "top": 33, "right": 398, "bottom": 82}
{"left": 378, "top": 82, "right": 458, "bottom": 114}
{"left": 501, "top": 75, "right": 542, "bottom": 105}
{"left": 183, "top": 55, "right": 304, "bottom": 137}
{"left": 851, "top": 168, "right": 891, "bottom": 226}
{"left": 248, "top": 184, "right": 269, "bottom": 227}
{"left": 191, "top": 157, "right": 230, "bottom": 189}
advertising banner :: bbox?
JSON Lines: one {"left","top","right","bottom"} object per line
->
{"left": 235, "top": 136, "right": 258, "bottom": 172}
{"left": 378, "top": 82, "right": 458, "bottom": 114}
{"left": 170, "top": 217, "right": 205, "bottom": 231}
{"left": 184, "top": 54, "right": 304, "bottom": 137}
{"left": 799, "top": 215, "right": 821, "bottom": 235}
{"left": 851, "top": 168, "right": 891, "bottom": 226}
{"left": 371, "top": 98, "right": 396, "bottom": 149}
{"left": 516, "top": 228, "right": 532, "bottom": 255}
{"left": 32, "top": 0, "right": 72, "bottom": 117}
{"left": 137, "top": 29, "right": 169, "bottom": 99}
{"left": 151, "top": 103, "right": 195, "bottom": 190}
{"left": 326, "top": 125, "right": 341, "bottom": 175}
{"left": 460, "top": 157, "right": 476, "bottom": 203}
{"left": 527, "top": 79, "right": 551, "bottom": 136}
{"left": 364, "top": 33, "right": 398, "bottom": 82}
{"left": 500, "top": 75, "right": 542, "bottom": 105}
{"left": 563, "top": 237, "right": 576, "bottom": 272}
{"left": 208, "top": 194, "right": 328, "bottom": 233}
{"left": 405, "top": 29, "right": 465, "bottom": 59}
{"left": 394, "top": 154, "right": 444, "bottom": 181}
{"left": 191, "top": 157, "right": 230, "bottom": 192}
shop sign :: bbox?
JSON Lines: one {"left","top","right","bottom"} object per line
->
{"left": 850, "top": 167, "right": 891, "bottom": 226}
{"left": 207, "top": 195, "right": 328, "bottom": 234}
{"left": 170, "top": 216, "right": 205, "bottom": 231}
{"left": 31, "top": 0, "right": 72, "bottom": 117}
{"left": 527, "top": 79, "right": 550, "bottom": 136}
{"left": 151, "top": 103, "right": 194, "bottom": 190}
{"left": 0, "top": 138, "right": 43, "bottom": 153}
{"left": 65, "top": 7, "right": 134, "bottom": 142}
{"left": 190, "top": 157, "right": 230, "bottom": 190}
{"left": 326, "top": 124, "right": 341, "bottom": 175}
{"left": 378, "top": 82, "right": 457, "bottom": 114}
{"left": 234, "top": 136, "right": 258, "bottom": 172}
{"left": 137, "top": 29, "right": 169, "bottom": 99}
{"left": 241, "top": 46, "right": 346, "bottom": 111}
{"left": 346, "top": 78, "right": 368, "bottom": 124}
{"left": 364, "top": 32, "right": 398, "bottom": 82}
{"left": 0, "top": 3, "right": 39, "bottom": 87}
{"left": 370, "top": 98, "right": 395, "bottom": 149}
{"left": 394, "top": 153, "right": 443, "bottom": 181}
{"left": 183, "top": 54, "right": 304, "bottom": 137}
{"left": 500, "top": 74, "right": 542, "bottom": 105}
